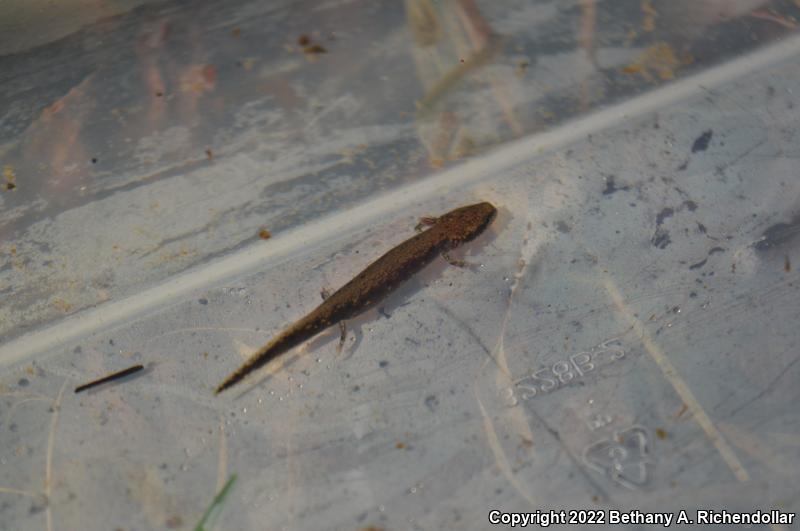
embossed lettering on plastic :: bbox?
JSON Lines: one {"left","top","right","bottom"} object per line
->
{"left": 513, "top": 338, "right": 626, "bottom": 400}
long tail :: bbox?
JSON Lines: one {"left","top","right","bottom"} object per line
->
{"left": 215, "top": 312, "right": 328, "bottom": 394}
{"left": 214, "top": 337, "right": 283, "bottom": 395}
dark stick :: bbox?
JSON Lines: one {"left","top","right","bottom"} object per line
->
{"left": 74, "top": 364, "right": 144, "bottom": 393}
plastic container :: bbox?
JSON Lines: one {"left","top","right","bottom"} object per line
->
{"left": 2, "top": 1, "right": 799, "bottom": 529}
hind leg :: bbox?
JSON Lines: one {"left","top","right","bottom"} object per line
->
{"left": 336, "top": 321, "right": 347, "bottom": 354}
{"left": 321, "top": 288, "right": 348, "bottom": 353}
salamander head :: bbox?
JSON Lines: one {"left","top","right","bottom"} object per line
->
{"left": 438, "top": 201, "right": 497, "bottom": 245}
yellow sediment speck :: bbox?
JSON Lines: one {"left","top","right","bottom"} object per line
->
{"left": 52, "top": 298, "right": 73, "bottom": 313}
{"left": 3, "top": 165, "right": 17, "bottom": 190}
{"left": 642, "top": 0, "right": 658, "bottom": 32}
{"left": 622, "top": 42, "right": 691, "bottom": 82}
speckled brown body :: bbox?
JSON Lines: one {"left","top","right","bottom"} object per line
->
{"left": 215, "top": 201, "right": 496, "bottom": 394}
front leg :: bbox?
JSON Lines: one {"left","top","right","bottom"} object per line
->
{"left": 416, "top": 216, "right": 467, "bottom": 266}
{"left": 442, "top": 251, "right": 467, "bottom": 267}
{"left": 415, "top": 215, "right": 438, "bottom": 232}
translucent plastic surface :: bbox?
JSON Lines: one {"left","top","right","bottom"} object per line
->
{"left": 1, "top": 1, "right": 799, "bottom": 530}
